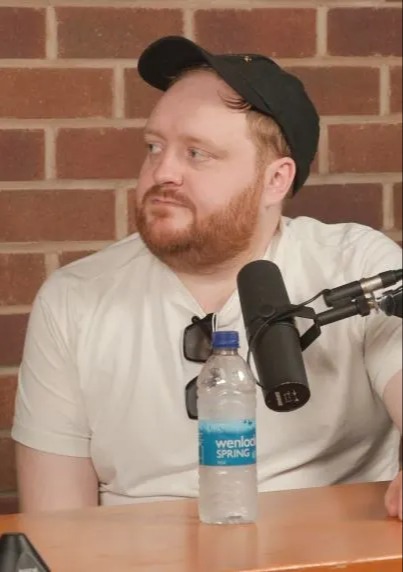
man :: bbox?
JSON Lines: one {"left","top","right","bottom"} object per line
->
{"left": 12, "top": 36, "right": 402, "bottom": 518}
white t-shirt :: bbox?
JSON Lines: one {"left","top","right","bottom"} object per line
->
{"left": 12, "top": 216, "right": 402, "bottom": 506}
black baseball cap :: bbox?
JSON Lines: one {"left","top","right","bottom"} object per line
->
{"left": 138, "top": 36, "right": 320, "bottom": 194}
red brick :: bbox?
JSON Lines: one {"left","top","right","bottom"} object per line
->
{"left": 57, "top": 8, "right": 183, "bottom": 58}
{"left": 0, "top": 130, "right": 44, "bottom": 181}
{"left": 57, "top": 129, "right": 145, "bottom": 179}
{"left": 0, "top": 494, "right": 18, "bottom": 515}
{"left": 0, "top": 376, "right": 17, "bottom": 430}
{"left": 0, "top": 314, "right": 29, "bottom": 367}
{"left": 195, "top": 9, "right": 316, "bottom": 58}
{"left": 328, "top": 8, "right": 402, "bottom": 57}
{"left": 287, "top": 67, "right": 380, "bottom": 116}
{"left": 391, "top": 67, "right": 402, "bottom": 114}
{"left": 0, "top": 438, "right": 16, "bottom": 492}
{"left": 310, "top": 152, "right": 319, "bottom": 176}
{"left": 0, "top": 8, "right": 45, "bottom": 58}
{"left": 394, "top": 183, "right": 402, "bottom": 230}
{"left": 59, "top": 250, "right": 97, "bottom": 267}
{"left": 0, "top": 69, "right": 113, "bottom": 119}
{"left": 125, "top": 69, "right": 162, "bottom": 118}
{"left": 329, "top": 124, "right": 402, "bottom": 173}
{"left": 284, "top": 184, "right": 383, "bottom": 229}
{"left": 0, "top": 254, "right": 46, "bottom": 305}
{"left": 0, "top": 190, "right": 115, "bottom": 242}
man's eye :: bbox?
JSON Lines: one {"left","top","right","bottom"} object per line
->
{"left": 146, "top": 143, "right": 162, "bottom": 155}
{"left": 189, "top": 148, "right": 209, "bottom": 160}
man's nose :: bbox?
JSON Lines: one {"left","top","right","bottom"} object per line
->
{"left": 152, "top": 151, "right": 184, "bottom": 187}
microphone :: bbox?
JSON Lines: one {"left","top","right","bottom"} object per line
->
{"left": 237, "top": 260, "right": 310, "bottom": 412}
{"left": 0, "top": 533, "right": 50, "bottom": 572}
{"left": 324, "top": 269, "right": 402, "bottom": 308}
{"left": 378, "top": 287, "right": 402, "bottom": 318}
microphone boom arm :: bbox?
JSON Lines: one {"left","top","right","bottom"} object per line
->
{"left": 251, "top": 294, "right": 375, "bottom": 354}
{"left": 249, "top": 282, "right": 401, "bottom": 354}
{"left": 299, "top": 294, "right": 373, "bottom": 351}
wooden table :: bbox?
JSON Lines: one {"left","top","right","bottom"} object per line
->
{"left": 0, "top": 482, "right": 401, "bottom": 572}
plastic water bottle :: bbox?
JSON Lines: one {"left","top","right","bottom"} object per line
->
{"left": 197, "top": 330, "right": 257, "bottom": 524}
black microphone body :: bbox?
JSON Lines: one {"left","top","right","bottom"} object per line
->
{"left": 378, "top": 288, "right": 403, "bottom": 318}
{"left": 237, "top": 260, "right": 310, "bottom": 412}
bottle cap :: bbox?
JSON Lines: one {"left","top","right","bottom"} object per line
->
{"left": 212, "top": 330, "right": 239, "bottom": 349}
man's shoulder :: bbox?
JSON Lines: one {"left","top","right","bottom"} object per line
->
{"left": 58, "top": 233, "right": 148, "bottom": 277}
{"left": 284, "top": 216, "right": 401, "bottom": 278}
{"left": 38, "top": 233, "right": 154, "bottom": 305}
{"left": 285, "top": 216, "right": 400, "bottom": 254}
{"left": 286, "top": 216, "right": 375, "bottom": 241}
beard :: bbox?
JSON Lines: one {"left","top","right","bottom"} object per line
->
{"left": 134, "top": 176, "right": 264, "bottom": 273}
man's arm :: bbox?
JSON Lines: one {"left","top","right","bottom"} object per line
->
{"left": 12, "top": 280, "right": 97, "bottom": 512}
{"left": 16, "top": 444, "right": 99, "bottom": 513}
{"left": 383, "top": 370, "right": 402, "bottom": 433}
{"left": 382, "top": 370, "right": 402, "bottom": 520}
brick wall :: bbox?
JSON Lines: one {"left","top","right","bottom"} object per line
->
{"left": 0, "top": 1, "right": 401, "bottom": 514}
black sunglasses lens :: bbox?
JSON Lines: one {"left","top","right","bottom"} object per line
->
{"left": 184, "top": 314, "right": 214, "bottom": 420}
{"left": 183, "top": 316, "right": 213, "bottom": 362}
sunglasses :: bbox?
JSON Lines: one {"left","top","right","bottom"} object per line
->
{"left": 183, "top": 313, "right": 215, "bottom": 420}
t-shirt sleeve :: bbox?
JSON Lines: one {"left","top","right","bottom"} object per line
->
{"left": 361, "top": 231, "right": 402, "bottom": 398}
{"left": 12, "top": 279, "right": 91, "bottom": 457}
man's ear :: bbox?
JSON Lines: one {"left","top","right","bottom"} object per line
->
{"left": 261, "top": 157, "right": 296, "bottom": 207}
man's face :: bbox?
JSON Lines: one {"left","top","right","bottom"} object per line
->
{"left": 135, "top": 70, "right": 266, "bottom": 271}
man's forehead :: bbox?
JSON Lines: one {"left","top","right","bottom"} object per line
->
{"left": 159, "top": 69, "right": 240, "bottom": 107}
{"left": 146, "top": 73, "right": 245, "bottom": 133}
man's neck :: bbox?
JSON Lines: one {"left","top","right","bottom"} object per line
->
{"left": 175, "top": 216, "right": 282, "bottom": 314}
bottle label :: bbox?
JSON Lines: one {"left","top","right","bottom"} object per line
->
{"left": 199, "top": 420, "right": 256, "bottom": 467}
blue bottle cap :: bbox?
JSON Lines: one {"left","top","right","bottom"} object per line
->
{"left": 212, "top": 330, "right": 240, "bottom": 349}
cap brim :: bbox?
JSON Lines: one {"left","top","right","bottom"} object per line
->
{"left": 138, "top": 36, "right": 215, "bottom": 90}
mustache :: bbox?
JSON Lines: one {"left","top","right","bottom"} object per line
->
{"left": 142, "top": 186, "right": 195, "bottom": 210}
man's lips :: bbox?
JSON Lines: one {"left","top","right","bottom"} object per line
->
{"left": 149, "top": 197, "right": 188, "bottom": 208}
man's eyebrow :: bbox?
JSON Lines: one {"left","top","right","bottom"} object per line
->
{"left": 144, "top": 127, "right": 164, "bottom": 138}
{"left": 185, "top": 135, "right": 217, "bottom": 147}
{"left": 183, "top": 135, "right": 229, "bottom": 155}
{"left": 143, "top": 129, "right": 226, "bottom": 153}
